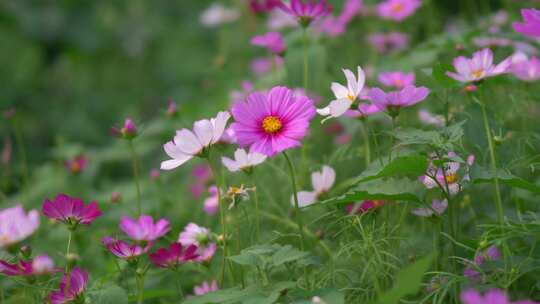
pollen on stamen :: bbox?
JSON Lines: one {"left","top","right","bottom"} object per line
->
{"left": 261, "top": 116, "right": 283, "bottom": 134}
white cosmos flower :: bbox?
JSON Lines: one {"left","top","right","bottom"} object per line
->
{"left": 221, "top": 148, "right": 267, "bottom": 172}
{"left": 411, "top": 199, "right": 448, "bottom": 217}
{"left": 200, "top": 3, "right": 240, "bottom": 27}
{"left": 161, "top": 111, "right": 230, "bottom": 170}
{"left": 291, "top": 166, "right": 336, "bottom": 208}
{"left": 317, "top": 66, "right": 365, "bottom": 122}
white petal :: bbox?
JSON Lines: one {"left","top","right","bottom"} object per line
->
{"left": 316, "top": 106, "right": 331, "bottom": 116}
{"left": 312, "top": 166, "right": 336, "bottom": 192}
{"left": 328, "top": 98, "right": 353, "bottom": 117}
{"left": 248, "top": 152, "right": 267, "bottom": 166}
{"left": 222, "top": 157, "right": 240, "bottom": 172}
{"left": 211, "top": 111, "right": 231, "bottom": 143}
{"left": 234, "top": 148, "right": 249, "bottom": 166}
{"left": 411, "top": 208, "right": 433, "bottom": 217}
{"left": 174, "top": 129, "right": 203, "bottom": 155}
{"left": 356, "top": 66, "right": 366, "bottom": 95}
{"left": 331, "top": 82, "right": 349, "bottom": 99}
{"left": 291, "top": 191, "right": 317, "bottom": 208}
{"left": 343, "top": 68, "right": 358, "bottom": 98}
{"left": 161, "top": 157, "right": 191, "bottom": 170}
{"left": 193, "top": 119, "right": 214, "bottom": 147}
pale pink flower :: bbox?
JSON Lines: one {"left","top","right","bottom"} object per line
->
{"left": 251, "top": 56, "right": 284, "bottom": 76}
{"left": 222, "top": 148, "right": 267, "bottom": 172}
{"left": 378, "top": 71, "right": 415, "bottom": 89}
{"left": 368, "top": 85, "right": 429, "bottom": 116}
{"left": 203, "top": 186, "right": 219, "bottom": 216}
{"left": 510, "top": 52, "right": 540, "bottom": 82}
{"left": 178, "top": 223, "right": 217, "bottom": 262}
{"left": 194, "top": 280, "right": 219, "bottom": 296}
{"left": 419, "top": 152, "right": 475, "bottom": 195}
{"left": 120, "top": 215, "right": 170, "bottom": 242}
{"left": 513, "top": 9, "right": 540, "bottom": 38}
{"left": 200, "top": 3, "right": 240, "bottom": 27}
{"left": 411, "top": 199, "right": 448, "bottom": 217}
{"left": 292, "top": 166, "right": 335, "bottom": 207}
{"left": 367, "top": 32, "right": 409, "bottom": 53}
{"left": 251, "top": 32, "right": 286, "bottom": 55}
{"left": 446, "top": 48, "right": 511, "bottom": 83}
{"left": 376, "top": 0, "right": 421, "bottom": 22}
{"left": 0, "top": 205, "right": 39, "bottom": 247}
{"left": 418, "top": 109, "right": 444, "bottom": 127}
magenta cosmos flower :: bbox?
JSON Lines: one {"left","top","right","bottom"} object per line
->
{"left": 231, "top": 86, "right": 316, "bottom": 157}
{"left": 461, "top": 288, "right": 538, "bottom": 304}
{"left": 120, "top": 215, "right": 170, "bottom": 242}
{"left": 511, "top": 53, "right": 540, "bottom": 82}
{"left": 194, "top": 280, "right": 219, "bottom": 296}
{"left": 368, "top": 85, "right": 429, "bottom": 116}
{"left": 49, "top": 267, "right": 88, "bottom": 304}
{"left": 102, "top": 237, "right": 148, "bottom": 261}
{"left": 0, "top": 205, "right": 39, "bottom": 248}
{"left": 149, "top": 243, "right": 199, "bottom": 268}
{"left": 251, "top": 32, "right": 286, "bottom": 55}
{"left": 42, "top": 194, "right": 101, "bottom": 228}
{"left": 111, "top": 118, "right": 137, "bottom": 140}
{"left": 0, "top": 255, "right": 56, "bottom": 276}
{"left": 278, "top": 0, "right": 332, "bottom": 27}
{"left": 513, "top": 9, "right": 540, "bottom": 38}
{"left": 178, "top": 223, "right": 217, "bottom": 262}
{"left": 345, "top": 200, "right": 386, "bottom": 214}
{"left": 446, "top": 48, "right": 511, "bottom": 83}
{"left": 250, "top": 0, "right": 281, "bottom": 14}
{"left": 464, "top": 245, "right": 501, "bottom": 282}
{"left": 377, "top": 0, "right": 421, "bottom": 22}
{"left": 378, "top": 71, "right": 415, "bottom": 89}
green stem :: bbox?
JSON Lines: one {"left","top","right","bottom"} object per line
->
{"left": 388, "top": 116, "right": 397, "bottom": 163}
{"left": 359, "top": 120, "right": 371, "bottom": 167}
{"left": 128, "top": 140, "right": 142, "bottom": 216}
{"left": 283, "top": 151, "right": 306, "bottom": 250}
{"left": 65, "top": 230, "right": 72, "bottom": 271}
{"left": 12, "top": 118, "right": 29, "bottom": 194}
{"left": 174, "top": 268, "right": 184, "bottom": 300}
{"left": 208, "top": 158, "right": 227, "bottom": 286}
{"left": 302, "top": 28, "right": 309, "bottom": 92}
{"left": 479, "top": 103, "right": 504, "bottom": 225}
{"left": 136, "top": 272, "right": 145, "bottom": 304}
{"left": 252, "top": 174, "right": 261, "bottom": 241}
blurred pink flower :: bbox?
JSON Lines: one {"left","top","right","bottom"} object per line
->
{"left": 367, "top": 32, "right": 409, "bottom": 53}
{"left": 378, "top": 71, "right": 415, "bottom": 89}
{"left": 230, "top": 81, "right": 254, "bottom": 104}
{"left": 292, "top": 166, "right": 335, "bottom": 207}
{"left": 510, "top": 53, "right": 540, "bottom": 82}
{"left": 460, "top": 288, "right": 538, "bottom": 304}
{"left": 200, "top": 3, "right": 239, "bottom": 27}
{"left": 249, "top": 0, "right": 281, "bottom": 14}
{"left": 314, "top": 0, "right": 362, "bottom": 37}
{"left": 418, "top": 109, "right": 444, "bottom": 127}
{"left": 278, "top": 0, "right": 333, "bottom": 27}
{"left": 411, "top": 199, "right": 447, "bottom": 217}
{"left": 111, "top": 118, "right": 137, "bottom": 140}
{"left": 203, "top": 186, "right": 219, "bottom": 215}
{"left": 190, "top": 164, "right": 213, "bottom": 199}
{"left": 376, "top": 0, "right": 421, "bottom": 21}
{"left": 0, "top": 255, "right": 56, "bottom": 276}
{"left": 194, "top": 280, "right": 219, "bottom": 296}
{"left": 42, "top": 194, "right": 101, "bottom": 227}
{"left": 251, "top": 56, "right": 284, "bottom": 76}
{"left": 178, "top": 223, "right": 217, "bottom": 262}
{"left": 251, "top": 32, "right": 286, "bottom": 55}
{"left": 513, "top": 9, "right": 540, "bottom": 38}
{"left": 102, "top": 237, "right": 147, "bottom": 261}
{"left": 231, "top": 86, "right": 316, "bottom": 157}
{"left": 0, "top": 205, "right": 39, "bottom": 247}
{"left": 446, "top": 48, "right": 511, "bottom": 83}
{"left": 149, "top": 243, "right": 199, "bottom": 268}
{"left": 267, "top": 9, "right": 297, "bottom": 29}
{"left": 166, "top": 101, "right": 178, "bottom": 117}
{"left": 335, "top": 134, "right": 352, "bottom": 145}
{"left": 368, "top": 85, "right": 429, "bottom": 116}
{"left": 160, "top": 111, "right": 230, "bottom": 170}
{"left": 49, "top": 267, "right": 88, "bottom": 304}
{"left": 120, "top": 215, "right": 170, "bottom": 242}
{"left": 419, "top": 152, "right": 475, "bottom": 195}
{"left": 150, "top": 168, "right": 160, "bottom": 181}
{"left": 222, "top": 148, "right": 267, "bottom": 172}
{"left": 64, "top": 155, "right": 88, "bottom": 175}
{"left": 345, "top": 200, "right": 385, "bottom": 214}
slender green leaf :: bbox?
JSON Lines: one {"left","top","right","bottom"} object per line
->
{"left": 471, "top": 166, "right": 540, "bottom": 194}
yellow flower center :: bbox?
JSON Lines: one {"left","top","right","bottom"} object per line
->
{"left": 445, "top": 173, "right": 458, "bottom": 184}
{"left": 471, "top": 69, "right": 485, "bottom": 79}
{"left": 0, "top": 234, "right": 10, "bottom": 243}
{"left": 391, "top": 2, "right": 404, "bottom": 12}
{"left": 347, "top": 94, "right": 355, "bottom": 101}
{"left": 394, "top": 78, "right": 402, "bottom": 87}
{"left": 262, "top": 116, "right": 283, "bottom": 134}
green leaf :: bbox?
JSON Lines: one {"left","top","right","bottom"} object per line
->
{"left": 432, "top": 62, "right": 460, "bottom": 88}
{"left": 471, "top": 166, "right": 540, "bottom": 194}
{"left": 183, "top": 282, "right": 296, "bottom": 304}
{"left": 271, "top": 245, "right": 310, "bottom": 267}
{"left": 90, "top": 285, "right": 128, "bottom": 304}
{"left": 376, "top": 254, "right": 434, "bottom": 304}
{"left": 229, "top": 244, "right": 310, "bottom": 269}
{"left": 352, "top": 155, "right": 428, "bottom": 184}
{"left": 314, "top": 178, "right": 424, "bottom": 207}
{"left": 393, "top": 128, "right": 443, "bottom": 146}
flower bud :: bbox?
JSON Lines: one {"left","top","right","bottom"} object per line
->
{"left": 19, "top": 245, "right": 32, "bottom": 260}
{"left": 166, "top": 101, "right": 178, "bottom": 117}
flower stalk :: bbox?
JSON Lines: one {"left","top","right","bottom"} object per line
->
{"left": 283, "top": 151, "right": 306, "bottom": 250}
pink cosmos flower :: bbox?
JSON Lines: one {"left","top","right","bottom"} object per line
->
{"left": 160, "top": 111, "right": 230, "bottom": 170}
{"left": 203, "top": 186, "right": 219, "bottom": 215}
{"left": 314, "top": 0, "right": 362, "bottom": 37}
{"left": 120, "top": 215, "right": 170, "bottom": 242}
{"left": 367, "top": 32, "right": 409, "bottom": 54}
{"left": 64, "top": 155, "right": 88, "bottom": 174}
{"left": 149, "top": 243, "right": 199, "bottom": 268}
{"left": 251, "top": 32, "right": 286, "bottom": 55}
{"left": 446, "top": 48, "right": 511, "bottom": 83}
{"left": 178, "top": 223, "right": 217, "bottom": 262}
{"left": 49, "top": 267, "right": 88, "bottom": 304}
{"left": 190, "top": 164, "right": 213, "bottom": 199}
{"left": 411, "top": 199, "right": 448, "bottom": 217}
{"left": 0, "top": 255, "right": 56, "bottom": 276}
{"left": 102, "top": 237, "right": 147, "bottom": 261}
{"left": 250, "top": 0, "right": 281, "bottom": 14}
{"left": 461, "top": 288, "right": 538, "bottom": 304}
{"left": 150, "top": 168, "right": 160, "bottom": 181}
{"left": 42, "top": 194, "right": 101, "bottom": 227}
{"left": 420, "top": 152, "right": 475, "bottom": 195}
{"left": 111, "top": 118, "right": 137, "bottom": 140}
{"left": 464, "top": 245, "right": 501, "bottom": 282}
{"left": 222, "top": 148, "right": 267, "bottom": 172}
{"left": 230, "top": 86, "right": 316, "bottom": 157}
{"left": 230, "top": 81, "right": 254, "bottom": 104}
{"left": 166, "top": 101, "right": 178, "bottom": 117}
{"left": 346, "top": 200, "right": 385, "bottom": 214}
{"left": 278, "top": 0, "right": 332, "bottom": 27}
{"left": 378, "top": 71, "right": 415, "bottom": 89}
{"left": 251, "top": 56, "right": 284, "bottom": 76}
{"left": 510, "top": 53, "right": 540, "bottom": 82}
{"left": 345, "top": 101, "right": 383, "bottom": 118}
{"left": 0, "top": 205, "right": 39, "bottom": 247}
{"left": 418, "top": 109, "right": 444, "bottom": 127}
{"left": 376, "top": 0, "right": 421, "bottom": 21}
{"left": 368, "top": 85, "right": 430, "bottom": 116}
{"left": 293, "top": 166, "right": 335, "bottom": 207}
{"left": 513, "top": 9, "right": 540, "bottom": 38}
{"left": 194, "top": 280, "right": 219, "bottom": 296}
{"left": 267, "top": 9, "right": 297, "bottom": 29}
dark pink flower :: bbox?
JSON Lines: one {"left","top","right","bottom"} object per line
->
{"left": 461, "top": 288, "right": 539, "bottom": 304}
{"left": 231, "top": 86, "right": 316, "bottom": 157}
{"left": 368, "top": 85, "right": 429, "bottom": 116}
{"left": 102, "top": 237, "right": 147, "bottom": 261}
{"left": 0, "top": 256, "right": 56, "bottom": 276}
{"left": 120, "top": 215, "right": 170, "bottom": 242}
{"left": 178, "top": 223, "right": 217, "bottom": 262}
{"left": 249, "top": 0, "right": 281, "bottom": 14}
{"left": 49, "top": 267, "right": 88, "bottom": 304}
{"left": 166, "top": 101, "right": 178, "bottom": 117}
{"left": 149, "top": 243, "right": 199, "bottom": 268}
{"left": 42, "top": 194, "right": 102, "bottom": 228}
{"left": 64, "top": 155, "right": 88, "bottom": 174}
{"left": 345, "top": 200, "right": 386, "bottom": 214}
{"left": 251, "top": 32, "right": 286, "bottom": 55}
{"left": 378, "top": 71, "right": 415, "bottom": 89}
{"left": 278, "top": 0, "right": 332, "bottom": 27}
{"left": 376, "top": 0, "right": 421, "bottom": 22}
{"left": 111, "top": 118, "right": 138, "bottom": 140}
{"left": 513, "top": 9, "right": 540, "bottom": 38}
